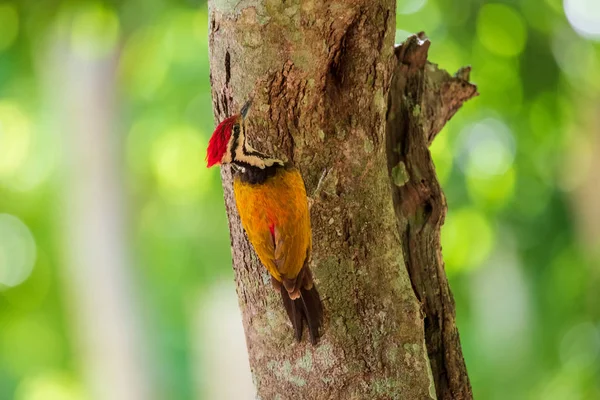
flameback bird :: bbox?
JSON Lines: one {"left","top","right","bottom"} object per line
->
{"left": 206, "top": 100, "right": 323, "bottom": 344}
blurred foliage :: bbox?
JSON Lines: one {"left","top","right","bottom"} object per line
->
{"left": 0, "top": 0, "right": 599, "bottom": 399}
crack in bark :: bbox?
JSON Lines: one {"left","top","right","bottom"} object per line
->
{"left": 386, "top": 33, "right": 478, "bottom": 400}
{"left": 225, "top": 50, "right": 231, "bottom": 86}
{"left": 265, "top": 60, "right": 299, "bottom": 162}
{"left": 324, "top": 9, "right": 359, "bottom": 91}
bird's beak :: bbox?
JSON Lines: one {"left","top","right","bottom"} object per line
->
{"left": 241, "top": 98, "right": 253, "bottom": 119}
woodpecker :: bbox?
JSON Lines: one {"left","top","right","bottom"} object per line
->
{"left": 206, "top": 100, "right": 323, "bottom": 344}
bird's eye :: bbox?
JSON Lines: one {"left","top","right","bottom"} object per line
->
{"left": 233, "top": 124, "right": 240, "bottom": 134}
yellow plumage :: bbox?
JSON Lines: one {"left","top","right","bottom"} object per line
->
{"left": 233, "top": 167, "right": 312, "bottom": 284}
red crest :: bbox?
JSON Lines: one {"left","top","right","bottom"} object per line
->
{"left": 206, "top": 115, "right": 238, "bottom": 167}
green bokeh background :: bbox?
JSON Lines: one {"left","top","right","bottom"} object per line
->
{"left": 0, "top": 0, "right": 599, "bottom": 399}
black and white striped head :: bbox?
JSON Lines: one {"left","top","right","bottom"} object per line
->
{"left": 206, "top": 100, "right": 284, "bottom": 169}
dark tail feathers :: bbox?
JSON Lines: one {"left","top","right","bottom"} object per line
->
{"left": 280, "top": 285, "right": 323, "bottom": 345}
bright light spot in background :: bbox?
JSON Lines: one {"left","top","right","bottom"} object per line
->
{"left": 470, "top": 251, "right": 531, "bottom": 362}
{"left": 560, "top": 322, "right": 600, "bottom": 368}
{"left": 163, "top": 9, "right": 208, "bottom": 64}
{"left": 477, "top": 4, "right": 527, "bottom": 57}
{"left": 552, "top": 26, "right": 600, "bottom": 93}
{"left": 397, "top": 0, "right": 427, "bottom": 15}
{"left": 0, "top": 4, "right": 18, "bottom": 52}
{"left": 194, "top": 282, "right": 254, "bottom": 400}
{"left": 0, "top": 101, "right": 55, "bottom": 192}
{"left": 466, "top": 165, "right": 516, "bottom": 209}
{"left": 564, "top": 0, "right": 600, "bottom": 40}
{"left": 0, "top": 102, "right": 32, "bottom": 181}
{"left": 458, "top": 118, "right": 516, "bottom": 178}
{"left": 538, "top": 370, "right": 589, "bottom": 400}
{"left": 0, "top": 101, "right": 57, "bottom": 192}
{"left": 2, "top": 250, "right": 51, "bottom": 310}
{"left": 119, "top": 27, "right": 171, "bottom": 100}
{"left": 538, "top": 318, "right": 600, "bottom": 398}
{"left": 69, "top": 3, "right": 120, "bottom": 59}
{"left": 14, "top": 371, "right": 85, "bottom": 400}
{"left": 537, "top": 360, "right": 594, "bottom": 400}
{"left": 0, "top": 214, "right": 36, "bottom": 288}
{"left": 458, "top": 118, "right": 517, "bottom": 208}
{"left": 442, "top": 208, "right": 495, "bottom": 274}
{"left": 1, "top": 316, "right": 61, "bottom": 376}
{"left": 119, "top": 8, "right": 208, "bottom": 100}
{"left": 151, "top": 126, "right": 210, "bottom": 203}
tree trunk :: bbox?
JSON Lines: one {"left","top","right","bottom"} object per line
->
{"left": 208, "top": 2, "right": 476, "bottom": 399}
{"left": 386, "top": 34, "right": 477, "bottom": 400}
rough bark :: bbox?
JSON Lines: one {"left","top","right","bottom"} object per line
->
{"left": 208, "top": 2, "right": 475, "bottom": 399}
{"left": 386, "top": 34, "right": 477, "bottom": 400}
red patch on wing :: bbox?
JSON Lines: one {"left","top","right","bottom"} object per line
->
{"left": 206, "top": 115, "right": 238, "bottom": 167}
{"left": 269, "top": 222, "right": 275, "bottom": 243}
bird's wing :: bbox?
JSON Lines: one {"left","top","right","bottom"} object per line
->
{"left": 271, "top": 170, "right": 312, "bottom": 283}
{"left": 233, "top": 177, "right": 280, "bottom": 280}
{"left": 233, "top": 168, "right": 311, "bottom": 284}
